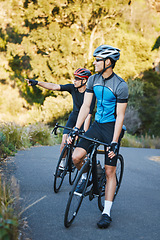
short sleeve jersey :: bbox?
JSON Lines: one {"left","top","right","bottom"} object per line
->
{"left": 60, "top": 84, "right": 96, "bottom": 114}
{"left": 86, "top": 73, "right": 128, "bottom": 123}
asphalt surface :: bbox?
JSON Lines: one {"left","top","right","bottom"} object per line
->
{"left": 1, "top": 145, "right": 160, "bottom": 240}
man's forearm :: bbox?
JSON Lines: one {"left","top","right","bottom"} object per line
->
{"left": 83, "top": 114, "right": 92, "bottom": 132}
{"left": 38, "top": 81, "right": 60, "bottom": 90}
{"left": 112, "top": 115, "right": 124, "bottom": 143}
{"left": 112, "top": 102, "right": 127, "bottom": 143}
{"left": 75, "top": 104, "right": 90, "bottom": 130}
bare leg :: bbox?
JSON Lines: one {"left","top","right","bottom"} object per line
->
{"left": 56, "top": 134, "right": 68, "bottom": 172}
{"left": 105, "top": 165, "right": 117, "bottom": 201}
{"left": 60, "top": 134, "right": 67, "bottom": 154}
{"left": 72, "top": 147, "right": 87, "bottom": 170}
{"left": 97, "top": 165, "right": 116, "bottom": 228}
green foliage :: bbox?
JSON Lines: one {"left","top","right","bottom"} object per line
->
{"left": 121, "top": 133, "right": 143, "bottom": 148}
{"left": 0, "top": 122, "right": 57, "bottom": 159}
{"left": 0, "top": 0, "right": 160, "bottom": 137}
{"left": 121, "top": 132, "right": 160, "bottom": 149}
{"left": 127, "top": 77, "right": 144, "bottom": 110}
{"left": 124, "top": 77, "right": 144, "bottom": 134}
{"left": 0, "top": 131, "right": 16, "bottom": 158}
{"left": 139, "top": 70, "right": 160, "bottom": 136}
{"left": 0, "top": 122, "right": 30, "bottom": 150}
{"left": 0, "top": 176, "right": 19, "bottom": 240}
{"left": 125, "top": 70, "right": 160, "bottom": 137}
{"left": 41, "top": 94, "right": 72, "bottom": 123}
{"left": 1, "top": 0, "right": 159, "bottom": 87}
{"left": 27, "top": 122, "right": 55, "bottom": 145}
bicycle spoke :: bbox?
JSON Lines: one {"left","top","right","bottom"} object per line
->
{"left": 98, "top": 171, "right": 106, "bottom": 212}
{"left": 114, "top": 154, "right": 124, "bottom": 199}
{"left": 66, "top": 191, "right": 83, "bottom": 223}
{"left": 64, "top": 160, "right": 90, "bottom": 228}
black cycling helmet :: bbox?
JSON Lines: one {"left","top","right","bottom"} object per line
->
{"left": 74, "top": 68, "right": 91, "bottom": 79}
{"left": 74, "top": 68, "right": 91, "bottom": 88}
{"left": 93, "top": 45, "right": 120, "bottom": 74}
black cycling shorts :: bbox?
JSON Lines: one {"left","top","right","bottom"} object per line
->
{"left": 63, "top": 112, "right": 84, "bottom": 134}
{"left": 76, "top": 121, "right": 121, "bottom": 167}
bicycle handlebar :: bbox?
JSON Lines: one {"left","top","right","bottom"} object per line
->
{"left": 52, "top": 123, "right": 109, "bottom": 148}
{"left": 52, "top": 122, "right": 85, "bottom": 135}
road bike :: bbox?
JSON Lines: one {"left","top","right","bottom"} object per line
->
{"left": 53, "top": 123, "right": 83, "bottom": 193}
{"left": 63, "top": 128, "right": 124, "bottom": 228}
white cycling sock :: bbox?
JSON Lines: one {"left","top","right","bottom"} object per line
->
{"left": 60, "top": 158, "right": 66, "bottom": 168}
{"left": 102, "top": 200, "right": 113, "bottom": 216}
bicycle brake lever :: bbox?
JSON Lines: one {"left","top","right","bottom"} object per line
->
{"left": 52, "top": 123, "right": 59, "bottom": 135}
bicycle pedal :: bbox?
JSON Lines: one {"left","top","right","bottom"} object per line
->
{"left": 89, "top": 188, "right": 95, "bottom": 201}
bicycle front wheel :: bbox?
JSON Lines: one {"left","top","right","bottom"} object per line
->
{"left": 64, "top": 159, "right": 90, "bottom": 228}
{"left": 53, "top": 145, "right": 69, "bottom": 193}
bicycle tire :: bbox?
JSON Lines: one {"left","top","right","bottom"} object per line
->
{"left": 97, "top": 169, "right": 106, "bottom": 212}
{"left": 98, "top": 154, "right": 124, "bottom": 211}
{"left": 114, "top": 154, "right": 124, "bottom": 199}
{"left": 64, "top": 159, "right": 90, "bottom": 228}
{"left": 53, "top": 145, "right": 69, "bottom": 193}
{"left": 68, "top": 146, "right": 78, "bottom": 185}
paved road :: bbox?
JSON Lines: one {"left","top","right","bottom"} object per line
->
{"left": 1, "top": 146, "right": 160, "bottom": 240}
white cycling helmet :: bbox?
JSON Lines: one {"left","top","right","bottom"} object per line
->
{"left": 93, "top": 45, "right": 120, "bottom": 62}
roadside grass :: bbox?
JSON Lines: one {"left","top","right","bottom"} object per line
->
{"left": 0, "top": 175, "right": 25, "bottom": 240}
{"left": 0, "top": 121, "right": 160, "bottom": 160}
{"left": 121, "top": 132, "right": 160, "bottom": 149}
{"left": 0, "top": 122, "right": 59, "bottom": 160}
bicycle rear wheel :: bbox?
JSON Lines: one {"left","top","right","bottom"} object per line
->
{"left": 53, "top": 145, "right": 69, "bottom": 193}
{"left": 114, "top": 154, "right": 124, "bottom": 199}
{"left": 97, "top": 170, "right": 106, "bottom": 212}
{"left": 64, "top": 159, "right": 90, "bottom": 228}
{"left": 98, "top": 154, "right": 124, "bottom": 211}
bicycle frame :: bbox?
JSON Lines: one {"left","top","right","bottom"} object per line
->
{"left": 85, "top": 144, "right": 100, "bottom": 197}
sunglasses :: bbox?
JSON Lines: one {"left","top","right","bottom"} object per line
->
{"left": 95, "top": 58, "right": 104, "bottom": 62}
{"left": 74, "top": 77, "right": 83, "bottom": 81}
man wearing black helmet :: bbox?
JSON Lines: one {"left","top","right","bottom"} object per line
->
{"left": 26, "top": 68, "right": 96, "bottom": 175}
{"left": 68, "top": 45, "right": 128, "bottom": 228}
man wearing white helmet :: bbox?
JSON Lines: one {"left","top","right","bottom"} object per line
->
{"left": 68, "top": 45, "right": 128, "bottom": 228}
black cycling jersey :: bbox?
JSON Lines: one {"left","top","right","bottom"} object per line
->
{"left": 60, "top": 84, "right": 96, "bottom": 114}
{"left": 60, "top": 84, "right": 96, "bottom": 134}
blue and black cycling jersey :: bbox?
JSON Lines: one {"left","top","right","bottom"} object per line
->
{"left": 86, "top": 73, "right": 128, "bottom": 123}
